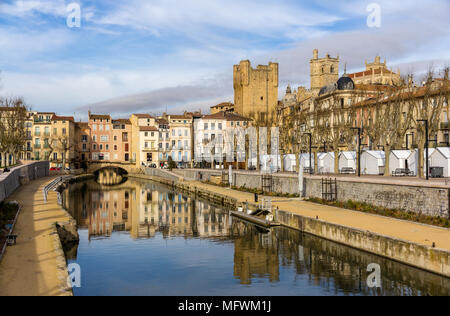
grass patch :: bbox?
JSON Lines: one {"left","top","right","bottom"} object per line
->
{"left": 306, "top": 197, "right": 450, "bottom": 229}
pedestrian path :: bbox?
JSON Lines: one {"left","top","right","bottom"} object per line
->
{"left": 0, "top": 177, "right": 72, "bottom": 296}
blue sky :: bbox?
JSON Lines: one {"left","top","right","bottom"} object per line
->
{"left": 0, "top": 0, "right": 449, "bottom": 120}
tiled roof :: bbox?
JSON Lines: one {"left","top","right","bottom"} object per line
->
{"left": 52, "top": 115, "right": 75, "bottom": 122}
{"left": 89, "top": 114, "right": 111, "bottom": 120}
{"left": 139, "top": 126, "right": 158, "bottom": 132}
{"left": 113, "top": 119, "right": 131, "bottom": 125}
{"left": 133, "top": 114, "right": 153, "bottom": 119}
{"left": 202, "top": 111, "right": 251, "bottom": 122}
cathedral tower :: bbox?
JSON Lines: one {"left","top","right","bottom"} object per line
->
{"left": 310, "top": 49, "right": 339, "bottom": 94}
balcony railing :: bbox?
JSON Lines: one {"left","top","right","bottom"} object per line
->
{"left": 34, "top": 144, "right": 41, "bottom": 149}
{"left": 34, "top": 132, "right": 41, "bottom": 136}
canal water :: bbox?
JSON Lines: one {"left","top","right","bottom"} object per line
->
{"left": 62, "top": 178, "right": 450, "bottom": 296}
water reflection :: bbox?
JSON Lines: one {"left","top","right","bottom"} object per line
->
{"left": 63, "top": 179, "right": 450, "bottom": 296}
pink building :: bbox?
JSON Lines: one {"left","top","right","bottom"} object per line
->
{"left": 89, "top": 112, "right": 112, "bottom": 161}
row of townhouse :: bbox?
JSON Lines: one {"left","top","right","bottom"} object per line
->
{"left": 12, "top": 108, "right": 251, "bottom": 170}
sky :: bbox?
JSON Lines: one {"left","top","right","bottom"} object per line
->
{"left": 0, "top": 0, "right": 449, "bottom": 120}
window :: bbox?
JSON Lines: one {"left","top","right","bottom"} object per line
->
{"left": 93, "top": 124, "right": 97, "bottom": 131}
{"left": 114, "top": 145, "right": 118, "bottom": 151}
{"left": 106, "top": 145, "right": 109, "bottom": 150}
{"left": 105, "top": 125, "right": 110, "bottom": 131}
{"left": 211, "top": 123, "right": 215, "bottom": 130}
{"left": 100, "top": 144, "right": 103, "bottom": 150}
{"left": 62, "top": 128, "right": 66, "bottom": 135}
{"left": 125, "top": 144, "right": 129, "bottom": 152}
{"left": 145, "top": 142, "right": 149, "bottom": 148}
{"left": 82, "top": 135, "right": 88, "bottom": 142}
{"left": 100, "top": 136, "right": 109, "bottom": 142}
{"left": 99, "top": 125, "right": 103, "bottom": 131}
{"left": 218, "top": 123, "right": 222, "bottom": 130}
{"left": 204, "top": 123, "right": 208, "bottom": 130}
{"left": 114, "top": 136, "right": 118, "bottom": 141}
{"left": 184, "top": 130, "right": 188, "bottom": 137}
{"left": 93, "top": 144, "right": 97, "bottom": 150}
{"left": 53, "top": 153, "right": 58, "bottom": 161}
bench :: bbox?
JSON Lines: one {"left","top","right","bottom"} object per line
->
{"left": 303, "top": 167, "right": 314, "bottom": 174}
{"left": 392, "top": 168, "right": 414, "bottom": 177}
{"left": 340, "top": 167, "right": 356, "bottom": 175}
{"left": 6, "top": 235, "right": 17, "bottom": 246}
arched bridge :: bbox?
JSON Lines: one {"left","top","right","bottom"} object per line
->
{"left": 87, "top": 162, "right": 140, "bottom": 175}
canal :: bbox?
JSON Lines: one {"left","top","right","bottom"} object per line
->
{"left": 62, "top": 177, "right": 450, "bottom": 296}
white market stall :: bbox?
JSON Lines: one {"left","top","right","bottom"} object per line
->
{"left": 390, "top": 150, "right": 414, "bottom": 174}
{"left": 339, "top": 151, "right": 357, "bottom": 173}
{"left": 430, "top": 147, "right": 450, "bottom": 177}
{"left": 318, "top": 152, "right": 335, "bottom": 174}
{"left": 299, "top": 153, "right": 315, "bottom": 172}
{"left": 361, "top": 151, "right": 385, "bottom": 175}
{"left": 283, "top": 154, "right": 297, "bottom": 172}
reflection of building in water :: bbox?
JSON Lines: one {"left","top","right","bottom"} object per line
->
{"left": 196, "top": 201, "right": 230, "bottom": 238}
{"left": 232, "top": 224, "right": 279, "bottom": 285}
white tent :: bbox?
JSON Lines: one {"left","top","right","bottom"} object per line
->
{"left": 318, "top": 152, "right": 335, "bottom": 174}
{"left": 283, "top": 154, "right": 297, "bottom": 172}
{"left": 260, "top": 155, "right": 281, "bottom": 173}
{"left": 361, "top": 151, "right": 385, "bottom": 175}
{"left": 299, "top": 153, "right": 315, "bottom": 171}
{"left": 407, "top": 149, "right": 435, "bottom": 177}
{"left": 430, "top": 148, "right": 450, "bottom": 177}
{"left": 390, "top": 150, "right": 414, "bottom": 174}
{"left": 339, "top": 151, "right": 357, "bottom": 172}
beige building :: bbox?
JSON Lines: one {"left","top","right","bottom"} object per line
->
{"left": 233, "top": 60, "right": 278, "bottom": 121}
{"left": 130, "top": 114, "right": 157, "bottom": 167}
{"left": 210, "top": 102, "right": 234, "bottom": 114}
{"left": 50, "top": 115, "right": 77, "bottom": 169}
{"left": 139, "top": 126, "right": 159, "bottom": 167}
{"left": 348, "top": 56, "right": 402, "bottom": 86}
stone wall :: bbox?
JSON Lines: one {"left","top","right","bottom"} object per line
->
{"left": 276, "top": 210, "right": 450, "bottom": 278}
{"left": 172, "top": 169, "right": 449, "bottom": 218}
{"left": 0, "top": 162, "right": 49, "bottom": 203}
{"left": 305, "top": 178, "right": 450, "bottom": 218}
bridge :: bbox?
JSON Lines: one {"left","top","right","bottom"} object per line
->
{"left": 87, "top": 162, "right": 141, "bottom": 175}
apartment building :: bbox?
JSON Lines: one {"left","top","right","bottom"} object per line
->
{"left": 32, "top": 112, "right": 55, "bottom": 162}
{"left": 194, "top": 111, "right": 251, "bottom": 168}
{"left": 112, "top": 119, "right": 132, "bottom": 163}
{"left": 139, "top": 126, "right": 159, "bottom": 167}
{"left": 156, "top": 118, "right": 170, "bottom": 167}
{"left": 75, "top": 122, "right": 91, "bottom": 165}
{"left": 166, "top": 114, "right": 193, "bottom": 167}
{"left": 50, "top": 115, "right": 76, "bottom": 169}
{"left": 89, "top": 113, "right": 112, "bottom": 161}
{"left": 130, "top": 114, "right": 157, "bottom": 167}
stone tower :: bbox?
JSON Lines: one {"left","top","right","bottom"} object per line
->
{"left": 233, "top": 60, "right": 279, "bottom": 121}
{"left": 310, "top": 49, "right": 339, "bottom": 94}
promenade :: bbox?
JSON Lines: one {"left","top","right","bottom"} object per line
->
{"left": 182, "top": 180, "right": 450, "bottom": 251}
{"left": 0, "top": 177, "right": 72, "bottom": 296}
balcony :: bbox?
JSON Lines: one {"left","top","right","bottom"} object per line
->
{"left": 44, "top": 132, "right": 51, "bottom": 137}
{"left": 441, "top": 122, "right": 450, "bottom": 130}
{"left": 43, "top": 144, "right": 51, "bottom": 149}
{"left": 34, "top": 144, "right": 41, "bottom": 149}
{"left": 34, "top": 119, "right": 51, "bottom": 124}
{"left": 34, "top": 132, "right": 41, "bottom": 136}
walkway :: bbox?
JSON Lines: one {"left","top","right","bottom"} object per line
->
{"left": 0, "top": 177, "right": 72, "bottom": 296}
{"left": 183, "top": 180, "right": 450, "bottom": 252}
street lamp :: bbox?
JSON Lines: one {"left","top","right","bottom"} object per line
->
{"left": 351, "top": 127, "right": 362, "bottom": 177}
{"left": 303, "top": 133, "right": 313, "bottom": 175}
{"left": 417, "top": 120, "right": 429, "bottom": 180}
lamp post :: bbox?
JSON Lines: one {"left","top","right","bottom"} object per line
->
{"left": 352, "top": 127, "right": 362, "bottom": 177}
{"left": 417, "top": 120, "right": 429, "bottom": 180}
{"left": 303, "top": 133, "right": 312, "bottom": 175}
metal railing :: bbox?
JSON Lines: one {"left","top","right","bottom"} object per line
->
{"left": 43, "top": 177, "right": 70, "bottom": 204}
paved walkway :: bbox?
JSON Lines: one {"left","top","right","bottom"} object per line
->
{"left": 185, "top": 180, "right": 450, "bottom": 252}
{"left": 0, "top": 177, "right": 72, "bottom": 296}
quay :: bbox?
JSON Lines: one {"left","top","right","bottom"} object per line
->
{"left": 0, "top": 177, "right": 74, "bottom": 296}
